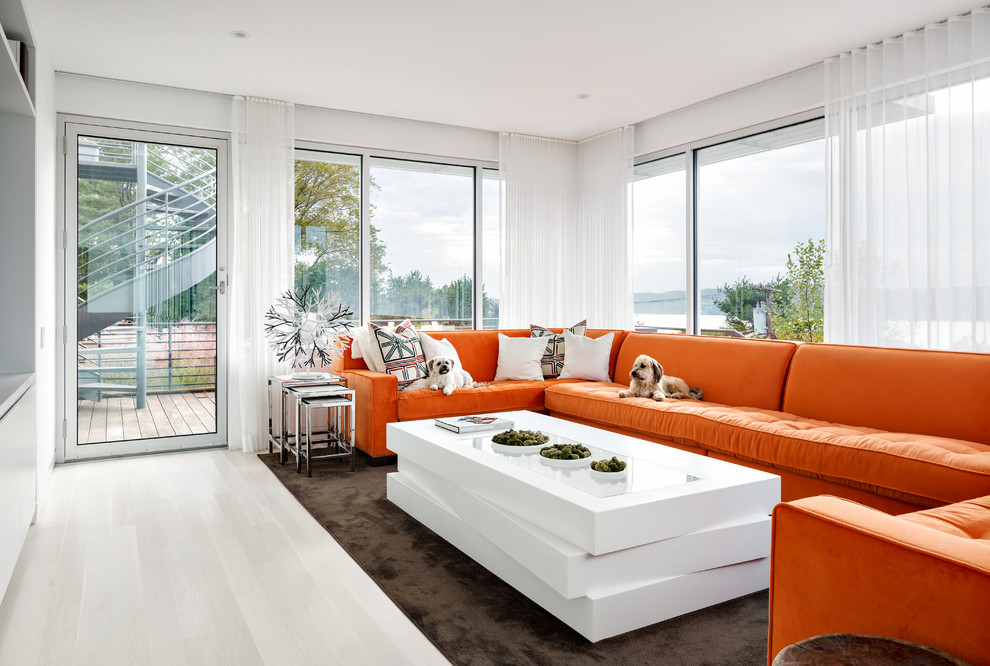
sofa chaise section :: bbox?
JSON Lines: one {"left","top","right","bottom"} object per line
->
{"left": 546, "top": 336, "right": 990, "bottom": 512}
{"left": 769, "top": 494, "right": 990, "bottom": 665}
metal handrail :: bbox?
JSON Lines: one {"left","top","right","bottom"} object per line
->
{"left": 78, "top": 322, "right": 218, "bottom": 393}
{"left": 78, "top": 168, "right": 216, "bottom": 233}
{"left": 81, "top": 216, "right": 218, "bottom": 294}
{"left": 79, "top": 195, "right": 216, "bottom": 273}
{"left": 80, "top": 138, "right": 215, "bottom": 179}
{"left": 79, "top": 190, "right": 215, "bottom": 266}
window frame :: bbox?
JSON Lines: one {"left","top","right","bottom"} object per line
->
{"left": 633, "top": 109, "right": 825, "bottom": 335}
{"left": 293, "top": 140, "right": 498, "bottom": 329}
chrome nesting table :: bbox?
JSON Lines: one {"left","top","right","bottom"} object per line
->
{"left": 268, "top": 374, "right": 356, "bottom": 476}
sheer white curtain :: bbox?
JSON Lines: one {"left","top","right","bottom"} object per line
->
{"left": 499, "top": 133, "right": 578, "bottom": 327}
{"left": 499, "top": 129, "right": 634, "bottom": 328}
{"left": 825, "top": 8, "right": 990, "bottom": 352}
{"left": 228, "top": 96, "right": 294, "bottom": 452}
{"left": 577, "top": 127, "right": 635, "bottom": 329}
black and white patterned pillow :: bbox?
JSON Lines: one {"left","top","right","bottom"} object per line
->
{"left": 370, "top": 320, "right": 427, "bottom": 389}
{"left": 530, "top": 319, "right": 588, "bottom": 378}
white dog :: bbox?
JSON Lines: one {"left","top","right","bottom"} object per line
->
{"left": 406, "top": 356, "right": 482, "bottom": 395}
{"left": 618, "top": 354, "right": 703, "bottom": 402}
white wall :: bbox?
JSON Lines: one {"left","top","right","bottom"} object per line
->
{"left": 633, "top": 65, "right": 825, "bottom": 156}
{"left": 55, "top": 74, "right": 499, "bottom": 162}
{"left": 34, "top": 44, "right": 55, "bottom": 509}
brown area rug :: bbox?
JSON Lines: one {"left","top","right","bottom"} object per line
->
{"left": 259, "top": 453, "right": 770, "bottom": 665}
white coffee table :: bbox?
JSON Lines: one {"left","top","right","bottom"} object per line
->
{"left": 386, "top": 410, "right": 780, "bottom": 642}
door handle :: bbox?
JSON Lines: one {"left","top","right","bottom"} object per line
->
{"left": 208, "top": 281, "right": 226, "bottom": 295}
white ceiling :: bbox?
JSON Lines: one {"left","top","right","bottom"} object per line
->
{"left": 29, "top": 0, "right": 981, "bottom": 141}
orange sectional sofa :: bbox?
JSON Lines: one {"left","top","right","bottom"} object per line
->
{"left": 338, "top": 327, "right": 990, "bottom": 661}
{"left": 338, "top": 328, "right": 990, "bottom": 513}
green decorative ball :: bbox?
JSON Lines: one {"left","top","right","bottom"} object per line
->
{"left": 589, "top": 457, "right": 627, "bottom": 473}
{"left": 491, "top": 429, "right": 549, "bottom": 447}
{"left": 540, "top": 443, "right": 592, "bottom": 460}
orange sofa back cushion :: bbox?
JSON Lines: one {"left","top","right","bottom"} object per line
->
{"left": 782, "top": 343, "right": 990, "bottom": 446}
{"left": 614, "top": 333, "right": 798, "bottom": 410}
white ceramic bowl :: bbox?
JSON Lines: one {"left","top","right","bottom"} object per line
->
{"left": 590, "top": 467, "right": 628, "bottom": 481}
{"left": 539, "top": 453, "right": 593, "bottom": 468}
{"left": 491, "top": 442, "right": 544, "bottom": 455}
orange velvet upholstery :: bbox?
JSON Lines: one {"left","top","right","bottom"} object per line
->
{"left": 613, "top": 334, "right": 798, "bottom": 410}
{"left": 343, "top": 369, "right": 398, "bottom": 459}
{"left": 340, "top": 328, "right": 627, "bottom": 459}
{"left": 341, "top": 326, "right": 990, "bottom": 516}
{"left": 398, "top": 379, "right": 585, "bottom": 421}
{"left": 706, "top": 451, "right": 934, "bottom": 515}
{"left": 545, "top": 381, "right": 990, "bottom": 508}
{"left": 769, "top": 495, "right": 990, "bottom": 666}
{"left": 782, "top": 343, "right": 990, "bottom": 446}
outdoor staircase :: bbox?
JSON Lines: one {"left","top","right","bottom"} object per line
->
{"left": 76, "top": 139, "right": 217, "bottom": 407}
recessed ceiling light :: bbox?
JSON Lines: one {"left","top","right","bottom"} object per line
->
{"left": 575, "top": 93, "right": 591, "bottom": 100}
{"left": 229, "top": 30, "right": 251, "bottom": 39}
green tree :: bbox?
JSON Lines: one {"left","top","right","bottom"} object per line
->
{"left": 714, "top": 275, "right": 787, "bottom": 334}
{"left": 378, "top": 270, "right": 437, "bottom": 320}
{"left": 294, "top": 160, "right": 386, "bottom": 318}
{"left": 436, "top": 274, "right": 473, "bottom": 325}
{"left": 772, "top": 239, "right": 825, "bottom": 342}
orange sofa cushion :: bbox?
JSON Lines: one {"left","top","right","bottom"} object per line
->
{"left": 900, "top": 495, "right": 990, "bottom": 539}
{"left": 769, "top": 496, "right": 990, "bottom": 666}
{"left": 397, "top": 378, "right": 585, "bottom": 421}
{"left": 613, "top": 333, "right": 797, "bottom": 411}
{"left": 544, "top": 382, "right": 990, "bottom": 507}
{"left": 782, "top": 343, "right": 990, "bottom": 446}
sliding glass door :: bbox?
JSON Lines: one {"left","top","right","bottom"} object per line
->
{"left": 62, "top": 119, "right": 227, "bottom": 460}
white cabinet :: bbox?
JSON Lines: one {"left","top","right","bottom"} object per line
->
{"left": 0, "top": 377, "right": 36, "bottom": 602}
{"left": 0, "top": 0, "right": 38, "bottom": 605}
{"left": 0, "top": 0, "right": 36, "bottom": 375}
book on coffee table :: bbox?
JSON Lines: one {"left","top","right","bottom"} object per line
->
{"left": 435, "top": 415, "right": 514, "bottom": 433}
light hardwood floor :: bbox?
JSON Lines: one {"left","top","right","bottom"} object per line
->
{"left": 0, "top": 450, "right": 450, "bottom": 665}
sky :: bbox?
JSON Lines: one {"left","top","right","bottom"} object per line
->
{"left": 632, "top": 138, "right": 826, "bottom": 295}
{"left": 368, "top": 163, "right": 501, "bottom": 298}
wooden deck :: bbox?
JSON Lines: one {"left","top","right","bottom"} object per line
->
{"left": 77, "top": 391, "right": 216, "bottom": 444}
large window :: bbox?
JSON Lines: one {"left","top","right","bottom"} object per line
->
{"left": 633, "top": 117, "right": 825, "bottom": 342}
{"left": 294, "top": 149, "right": 495, "bottom": 330}
{"left": 697, "top": 119, "right": 825, "bottom": 341}
{"left": 632, "top": 155, "right": 686, "bottom": 333}
{"left": 369, "top": 158, "right": 475, "bottom": 327}
{"left": 294, "top": 151, "right": 362, "bottom": 323}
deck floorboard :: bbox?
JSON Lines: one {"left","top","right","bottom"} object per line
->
{"left": 77, "top": 391, "right": 217, "bottom": 445}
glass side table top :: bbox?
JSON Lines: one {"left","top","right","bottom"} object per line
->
{"left": 465, "top": 431, "right": 700, "bottom": 499}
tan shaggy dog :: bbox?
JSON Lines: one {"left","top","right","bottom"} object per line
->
{"left": 618, "top": 354, "right": 703, "bottom": 402}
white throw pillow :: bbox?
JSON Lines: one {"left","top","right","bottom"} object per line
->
{"left": 418, "top": 332, "right": 465, "bottom": 372}
{"left": 348, "top": 325, "right": 384, "bottom": 372}
{"left": 558, "top": 331, "right": 614, "bottom": 381}
{"left": 493, "top": 334, "right": 547, "bottom": 381}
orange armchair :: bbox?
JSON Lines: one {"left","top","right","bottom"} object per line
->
{"left": 768, "top": 495, "right": 990, "bottom": 666}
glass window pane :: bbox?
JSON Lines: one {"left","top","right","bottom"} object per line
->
{"left": 482, "top": 168, "right": 500, "bottom": 330}
{"left": 293, "top": 151, "right": 362, "bottom": 324}
{"left": 369, "top": 157, "right": 474, "bottom": 328}
{"left": 697, "top": 118, "right": 825, "bottom": 341}
{"left": 632, "top": 154, "right": 686, "bottom": 333}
